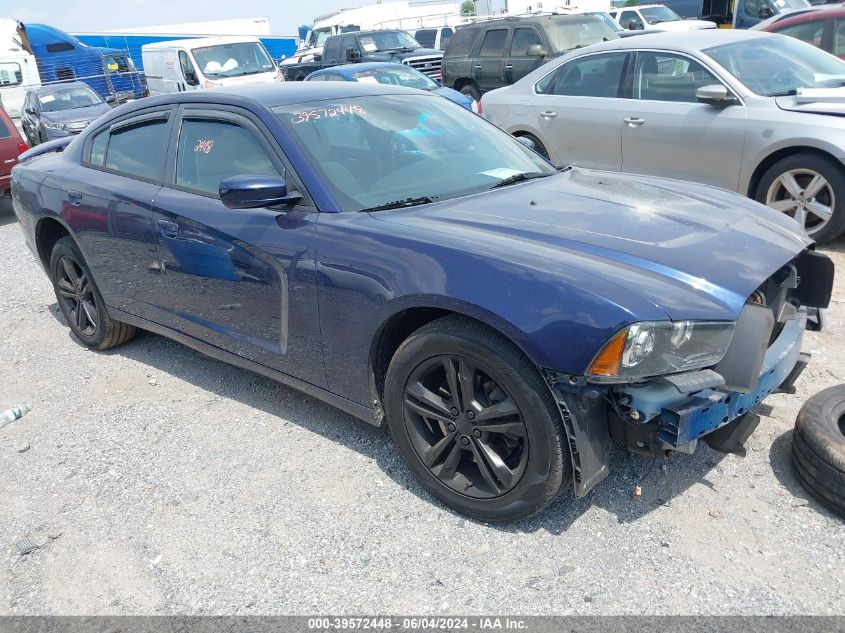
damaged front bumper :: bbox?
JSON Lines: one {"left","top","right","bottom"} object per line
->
{"left": 548, "top": 309, "right": 809, "bottom": 498}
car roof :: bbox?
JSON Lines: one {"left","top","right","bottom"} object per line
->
{"left": 311, "top": 62, "right": 411, "bottom": 76}
{"left": 463, "top": 12, "right": 606, "bottom": 27}
{"left": 30, "top": 81, "right": 92, "bottom": 94}
{"left": 762, "top": 4, "right": 845, "bottom": 28}
{"left": 142, "top": 35, "right": 261, "bottom": 51}
{"left": 112, "top": 81, "right": 431, "bottom": 113}
{"left": 573, "top": 28, "right": 774, "bottom": 54}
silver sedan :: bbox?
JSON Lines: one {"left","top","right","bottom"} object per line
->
{"left": 481, "top": 30, "right": 845, "bottom": 242}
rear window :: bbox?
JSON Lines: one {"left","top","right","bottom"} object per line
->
{"left": 548, "top": 16, "right": 619, "bottom": 52}
{"left": 415, "top": 29, "right": 437, "bottom": 48}
{"left": 444, "top": 28, "right": 479, "bottom": 57}
{"left": 103, "top": 119, "right": 169, "bottom": 181}
{"left": 0, "top": 116, "right": 10, "bottom": 139}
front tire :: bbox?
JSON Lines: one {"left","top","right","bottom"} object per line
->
{"left": 755, "top": 153, "right": 845, "bottom": 243}
{"left": 49, "top": 236, "right": 136, "bottom": 350}
{"left": 384, "top": 315, "right": 571, "bottom": 522}
{"left": 459, "top": 83, "right": 481, "bottom": 102}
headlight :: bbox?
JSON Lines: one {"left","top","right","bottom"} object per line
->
{"left": 42, "top": 121, "right": 65, "bottom": 130}
{"left": 587, "top": 320, "right": 735, "bottom": 382}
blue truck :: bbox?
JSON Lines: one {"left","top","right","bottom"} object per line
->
{"left": 17, "top": 22, "right": 147, "bottom": 103}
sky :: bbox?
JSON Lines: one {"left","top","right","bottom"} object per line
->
{"left": 5, "top": 0, "right": 354, "bottom": 35}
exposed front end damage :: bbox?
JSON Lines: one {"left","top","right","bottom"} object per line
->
{"left": 545, "top": 249, "right": 834, "bottom": 498}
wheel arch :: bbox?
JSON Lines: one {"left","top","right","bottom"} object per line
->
{"left": 453, "top": 76, "right": 478, "bottom": 92}
{"left": 367, "top": 299, "right": 548, "bottom": 420}
{"left": 34, "top": 215, "right": 75, "bottom": 270}
{"left": 746, "top": 145, "right": 845, "bottom": 199}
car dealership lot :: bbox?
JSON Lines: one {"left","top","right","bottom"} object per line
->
{"left": 0, "top": 205, "right": 843, "bottom": 615}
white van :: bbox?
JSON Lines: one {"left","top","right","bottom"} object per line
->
{"left": 0, "top": 52, "right": 41, "bottom": 118}
{"left": 141, "top": 36, "right": 281, "bottom": 96}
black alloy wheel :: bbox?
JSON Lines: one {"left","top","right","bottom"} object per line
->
{"left": 55, "top": 255, "right": 98, "bottom": 337}
{"left": 403, "top": 354, "right": 529, "bottom": 499}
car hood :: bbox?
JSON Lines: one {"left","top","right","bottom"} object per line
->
{"left": 368, "top": 48, "right": 442, "bottom": 61}
{"left": 776, "top": 90, "right": 845, "bottom": 116}
{"left": 432, "top": 86, "right": 473, "bottom": 109}
{"left": 373, "top": 169, "right": 811, "bottom": 320}
{"left": 650, "top": 19, "right": 717, "bottom": 30}
{"left": 40, "top": 103, "right": 112, "bottom": 123}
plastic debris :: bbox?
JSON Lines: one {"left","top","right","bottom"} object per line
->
{"left": 0, "top": 403, "right": 32, "bottom": 429}
{"left": 15, "top": 537, "right": 37, "bottom": 556}
{"left": 634, "top": 485, "right": 642, "bottom": 497}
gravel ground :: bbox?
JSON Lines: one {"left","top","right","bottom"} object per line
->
{"left": 0, "top": 200, "right": 843, "bottom": 616}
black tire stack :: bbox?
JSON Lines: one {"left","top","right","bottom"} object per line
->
{"left": 792, "top": 385, "right": 845, "bottom": 518}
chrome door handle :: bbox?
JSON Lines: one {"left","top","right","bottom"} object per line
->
{"left": 540, "top": 110, "right": 558, "bottom": 119}
{"left": 473, "top": 64, "right": 482, "bottom": 69}
{"left": 624, "top": 116, "right": 646, "bottom": 127}
{"left": 505, "top": 64, "right": 513, "bottom": 69}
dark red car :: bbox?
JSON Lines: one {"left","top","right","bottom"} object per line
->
{"left": 760, "top": 6, "right": 845, "bottom": 59}
{"left": 0, "top": 106, "right": 28, "bottom": 198}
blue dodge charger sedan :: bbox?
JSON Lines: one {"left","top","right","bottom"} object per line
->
{"left": 11, "top": 83, "right": 833, "bottom": 521}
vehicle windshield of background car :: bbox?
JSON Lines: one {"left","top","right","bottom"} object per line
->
{"left": 705, "top": 36, "right": 845, "bottom": 96}
{"left": 192, "top": 42, "right": 276, "bottom": 78}
{"left": 586, "top": 12, "right": 624, "bottom": 32}
{"left": 37, "top": 86, "right": 103, "bottom": 112}
{"left": 359, "top": 31, "right": 421, "bottom": 53}
{"left": 775, "top": 0, "right": 812, "bottom": 9}
{"left": 640, "top": 6, "right": 684, "bottom": 24}
{"left": 549, "top": 17, "right": 620, "bottom": 52}
{"left": 352, "top": 67, "right": 438, "bottom": 90}
{"left": 274, "top": 95, "right": 554, "bottom": 211}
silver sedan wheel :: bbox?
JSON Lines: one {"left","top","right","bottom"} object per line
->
{"left": 765, "top": 168, "right": 834, "bottom": 235}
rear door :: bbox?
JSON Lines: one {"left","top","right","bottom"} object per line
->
{"left": 505, "top": 26, "right": 548, "bottom": 85}
{"left": 151, "top": 105, "right": 325, "bottom": 386}
{"left": 529, "top": 51, "right": 629, "bottom": 169}
{"left": 620, "top": 51, "right": 747, "bottom": 190}
{"left": 474, "top": 27, "right": 509, "bottom": 93}
{"left": 0, "top": 110, "right": 21, "bottom": 181}
{"left": 62, "top": 109, "right": 173, "bottom": 322}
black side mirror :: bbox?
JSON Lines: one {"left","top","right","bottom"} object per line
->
{"left": 24, "top": 107, "right": 36, "bottom": 116}
{"left": 627, "top": 19, "right": 642, "bottom": 29}
{"left": 105, "top": 95, "right": 116, "bottom": 104}
{"left": 345, "top": 46, "right": 361, "bottom": 62}
{"left": 758, "top": 4, "right": 773, "bottom": 17}
{"left": 526, "top": 44, "right": 547, "bottom": 57}
{"left": 219, "top": 175, "right": 303, "bottom": 209}
{"left": 696, "top": 84, "right": 739, "bottom": 107}
{"left": 515, "top": 135, "right": 536, "bottom": 151}
{"left": 185, "top": 70, "right": 199, "bottom": 86}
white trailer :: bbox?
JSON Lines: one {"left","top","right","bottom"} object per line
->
{"left": 0, "top": 18, "right": 41, "bottom": 118}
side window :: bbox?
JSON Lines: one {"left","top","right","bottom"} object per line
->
{"left": 0, "top": 62, "right": 22, "bottom": 87}
{"left": 744, "top": 0, "right": 763, "bottom": 16}
{"left": 509, "top": 27, "right": 543, "bottom": 56}
{"left": 444, "top": 28, "right": 479, "bottom": 57}
{"left": 341, "top": 35, "right": 358, "bottom": 60}
{"left": 620, "top": 10, "right": 644, "bottom": 29}
{"left": 479, "top": 29, "right": 509, "bottom": 57}
{"left": 536, "top": 53, "right": 627, "bottom": 98}
{"left": 0, "top": 116, "right": 10, "bottom": 139}
{"left": 324, "top": 38, "right": 341, "bottom": 63}
{"left": 415, "top": 29, "right": 436, "bottom": 48}
{"left": 178, "top": 50, "right": 197, "bottom": 83}
{"left": 440, "top": 28, "right": 454, "bottom": 50}
{"left": 633, "top": 52, "right": 721, "bottom": 103}
{"left": 88, "top": 130, "right": 108, "bottom": 166}
{"left": 103, "top": 119, "right": 169, "bottom": 180}
{"left": 175, "top": 118, "right": 281, "bottom": 197}
{"left": 776, "top": 20, "right": 825, "bottom": 48}
{"left": 834, "top": 19, "right": 845, "bottom": 57}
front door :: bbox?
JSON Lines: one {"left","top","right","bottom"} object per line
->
{"left": 620, "top": 52, "right": 747, "bottom": 190}
{"left": 151, "top": 106, "right": 325, "bottom": 386}
{"left": 504, "top": 26, "right": 547, "bottom": 85}
{"left": 529, "top": 51, "right": 628, "bottom": 169}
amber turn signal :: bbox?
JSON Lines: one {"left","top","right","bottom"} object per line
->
{"left": 587, "top": 328, "right": 627, "bottom": 376}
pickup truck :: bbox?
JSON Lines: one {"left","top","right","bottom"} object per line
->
{"left": 280, "top": 29, "right": 443, "bottom": 81}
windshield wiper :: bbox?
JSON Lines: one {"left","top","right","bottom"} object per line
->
{"left": 491, "top": 171, "right": 554, "bottom": 189}
{"left": 361, "top": 196, "right": 437, "bottom": 212}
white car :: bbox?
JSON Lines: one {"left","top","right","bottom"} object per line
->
{"left": 610, "top": 4, "right": 717, "bottom": 31}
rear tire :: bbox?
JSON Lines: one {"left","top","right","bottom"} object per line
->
{"left": 384, "top": 315, "right": 571, "bottom": 522}
{"left": 755, "top": 153, "right": 845, "bottom": 243}
{"left": 792, "top": 385, "right": 845, "bottom": 518}
{"left": 459, "top": 83, "right": 481, "bottom": 102}
{"left": 49, "top": 236, "right": 136, "bottom": 350}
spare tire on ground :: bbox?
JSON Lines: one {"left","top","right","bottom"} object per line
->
{"left": 792, "top": 385, "right": 845, "bottom": 518}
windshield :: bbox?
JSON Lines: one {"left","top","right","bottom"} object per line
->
{"left": 776, "top": 0, "right": 811, "bottom": 9}
{"left": 191, "top": 41, "right": 276, "bottom": 78}
{"left": 705, "top": 36, "right": 845, "bottom": 96}
{"left": 314, "top": 29, "right": 332, "bottom": 47}
{"left": 586, "top": 12, "right": 623, "bottom": 32}
{"left": 352, "top": 66, "right": 438, "bottom": 90}
{"left": 103, "top": 54, "right": 136, "bottom": 72}
{"left": 547, "top": 16, "right": 619, "bottom": 52}
{"left": 273, "top": 95, "right": 554, "bottom": 211}
{"left": 38, "top": 86, "right": 103, "bottom": 112}
{"left": 359, "top": 31, "right": 421, "bottom": 52}
{"left": 640, "top": 6, "right": 683, "bottom": 23}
